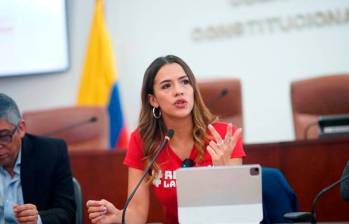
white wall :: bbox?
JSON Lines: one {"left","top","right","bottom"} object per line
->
{"left": 1, "top": 0, "right": 349, "bottom": 143}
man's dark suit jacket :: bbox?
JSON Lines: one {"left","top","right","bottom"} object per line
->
{"left": 20, "top": 134, "right": 75, "bottom": 223}
{"left": 341, "top": 161, "right": 349, "bottom": 202}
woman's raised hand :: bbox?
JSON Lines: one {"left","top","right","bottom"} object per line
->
{"left": 207, "top": 123, "right": 242, "bottom": 166}
{"left": 86, "top": 199, "right": 121, "bottom": 224}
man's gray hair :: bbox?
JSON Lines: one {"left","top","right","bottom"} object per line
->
{"left": 0, "top": 93, "right": 22, "bottom": 126}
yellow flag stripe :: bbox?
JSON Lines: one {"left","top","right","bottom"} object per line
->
{"left": 77, "top": 0, "right": 117, "bottom": 106}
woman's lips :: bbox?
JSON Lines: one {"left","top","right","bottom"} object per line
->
{"left": 174, "top": 99, "right": 187, "bottom": 108}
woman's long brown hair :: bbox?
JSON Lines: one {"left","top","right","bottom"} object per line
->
{"left": 138, "top": 55, "right": 215, "bottom": 177}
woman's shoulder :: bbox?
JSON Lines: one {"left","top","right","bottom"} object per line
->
{"left": 127, "top": 128, "right": 144, "bottom": 154}
{"left": 130, "top": 128, "right": 140, "bottom": 137}
{"left": 124, "top": 128, "right": 145, "bottom": 169}
{"left": 130, "top": 128, "right": 142, "bottom": 142}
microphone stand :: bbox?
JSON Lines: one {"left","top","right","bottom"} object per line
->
{"left": 121, "top": 129, "right": 174, "bottom": 224}
{"left": 284, "top": 173, "right": 349, "bottom": 223}
{"left": 45, "top": 116, "right": 97, "bottom": 136}
{"left": 207, "top": 88, "right": 228, "bottom": 108}
{"left": 310, "top": 173, "right": 349, "bottom": 223}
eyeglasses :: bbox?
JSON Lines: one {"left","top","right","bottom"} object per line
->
{"left": 0, "top": 126, "right": 18, "bottom": 144}
{"left": 182, "top": 158, "right": 195, "bottom": 168}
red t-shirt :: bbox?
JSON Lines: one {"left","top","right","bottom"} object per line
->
{"left": 123, "top": 122, "right": 246, "bottom": 224}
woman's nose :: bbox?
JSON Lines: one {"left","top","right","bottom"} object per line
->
{"left": 174, "top": 84, "right": 184, "bottom": 96}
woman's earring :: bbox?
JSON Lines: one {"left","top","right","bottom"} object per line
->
{"left": 152, "top": 107, "right": 161, "bottom": 119}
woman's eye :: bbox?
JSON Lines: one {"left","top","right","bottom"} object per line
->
{"left": 182, "top": 79, "right": 190, "bottom": 85}
{"left": 161, "top": 83, "right": 171, "bottom": 89}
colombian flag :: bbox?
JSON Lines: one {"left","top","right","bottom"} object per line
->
{"left": 77, "top": 0, "right": 128, "bottom": 149}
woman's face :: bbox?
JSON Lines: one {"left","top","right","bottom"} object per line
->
{"left": 149, "top": 63, "right": 194, "bottom": 121}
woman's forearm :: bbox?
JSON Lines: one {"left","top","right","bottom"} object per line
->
{"left": 121, "top": 205, "right": 148, "bottom": 224}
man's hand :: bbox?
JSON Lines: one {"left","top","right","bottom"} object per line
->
{"left": 13, "top": 203, "right": 39, "bottom": 224}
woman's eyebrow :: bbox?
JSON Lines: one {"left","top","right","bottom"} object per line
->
{"left": 159, "top": 75, "right": 187, "bottom": 85}
{"left": 178, "top": 75, "right": 188, "bottom": 80}
{"left": 159, "top": 79, "right": 171, "bottom": 85}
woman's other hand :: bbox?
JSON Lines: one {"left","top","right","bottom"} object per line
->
{"left": 207, "top": 123, "right": 242, "bottom": 166}
{"left": 86, "top": 199, "right": 121, "bottom": 224}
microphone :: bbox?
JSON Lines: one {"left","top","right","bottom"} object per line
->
{"left": 44, "top": 116, "right": 97, "bottom": 136}
{"left": 207, "top": 88, "right": 228, "bottom": 108}
{"left": 284, "top": 173, "right": 349, "bottom": 223}
{"left": 121, "top": 129, "right": 175, "bottom": 224}
{"left": 182, "top": 158, "right": 195, "bottom": 168}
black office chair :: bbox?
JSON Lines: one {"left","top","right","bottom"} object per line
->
{"left": 73, "top": 177, "right": 83, "bottom": 224}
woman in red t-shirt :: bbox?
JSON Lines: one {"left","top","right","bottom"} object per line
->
{"left": 87, "top": 55, "right": 246, "bottom": 224}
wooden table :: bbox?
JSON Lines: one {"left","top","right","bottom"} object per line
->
{"left": 69, "top": 137, "right": 349, "bottom": 223}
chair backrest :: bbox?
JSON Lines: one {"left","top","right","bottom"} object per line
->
{"left": 198, "top": 78, "right": 243, "bottom": 129}
{"left": 261, "top": 167, "right": 298, "bottom": 224}
{"left": 23, "top": 106, "right": 109, "bottom": 150}
{"left": 73, "top": 177, "right": 83, "bottom": 224}
{"left": 291, "top": 74, "right": 349, "bottom": 140}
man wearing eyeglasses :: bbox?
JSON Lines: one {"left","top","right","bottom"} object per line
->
{"left": 0, "top": 93, "right": 75, "bottom": 224}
